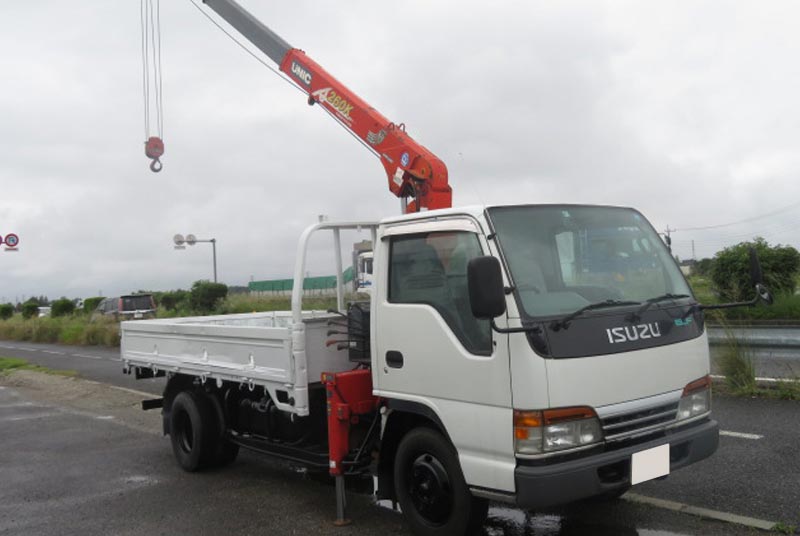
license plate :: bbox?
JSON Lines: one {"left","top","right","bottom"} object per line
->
{"left": 631, "top": 444, "right": 670, "bottom": 485}
{"left": 134, "top": 312, "right": 143, "bottom": 319}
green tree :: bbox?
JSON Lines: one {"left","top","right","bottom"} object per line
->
{"left": 189, "top": 281, "right": 228, "bottom": 314}
{"left": 693, "top": 258, "right": 713, "bottom": 277}
{"left": 710, "top": 237, "right": 800, "bottom": 301}
{"left": 0, "top": 303, "right": 14, "bottom": 320}
{"left": 83, "top": 297, "right": 105, "bottom": 314}
{"left": 51, "top": 298, "right": 76, "bottom": 318}
{"left": 159, "top": 290, "right": 189, "bottom": 311}
{"left": 21, "top": 300, "right": 39, "bottom": 319}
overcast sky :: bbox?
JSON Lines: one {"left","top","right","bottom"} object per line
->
{"left": 1, "top": 1, "right": 799, "bottom": 302}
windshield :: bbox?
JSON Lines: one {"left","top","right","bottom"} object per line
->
{"left": 122, "top": 295, "right": 154, "bottom": 311}
{"left": 487, "top": 205, "right": 692, "bottom": 318}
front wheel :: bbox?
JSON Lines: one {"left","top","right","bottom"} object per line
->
{"left": 394, "top": 428, "right": 488, "bottom": 536}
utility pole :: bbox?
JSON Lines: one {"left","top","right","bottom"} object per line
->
{"left": 692, "top": 240, "right": 696, "bottom": 260}
{"left": 662, "top": 226, "right": 675, "bottom": 252}
{"left": 210, "top": 238, "right": 218, "bottom": 283}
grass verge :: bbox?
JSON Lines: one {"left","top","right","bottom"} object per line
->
{"left": 0, "top": 357, "right": 77, "bottom": 377}
{"left": 714, "top": 380, "right": 800, "bottom": 401}
{"left": 0, "top": 316, "right": 119, "bottom": 346}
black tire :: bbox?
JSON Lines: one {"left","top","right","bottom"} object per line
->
{"left": 169, "top": 391, "right": 218, "bottom": 472}
{"left": 394, "top": 428, "right": 488, "bottom": 536}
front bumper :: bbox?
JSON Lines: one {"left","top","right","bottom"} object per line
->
{"left": 515, "top": 418, "right": 718, "bottom": 509}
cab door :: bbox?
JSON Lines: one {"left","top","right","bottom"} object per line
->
{"left": 373, "top": 220, "right": 515, "bottom": 492}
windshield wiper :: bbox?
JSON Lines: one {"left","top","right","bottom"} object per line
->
{"left": 628, "top": 293, "right": 691, "bottom": 321}
{"left": 551, "top": 300, "right": 640, "bottom": 331}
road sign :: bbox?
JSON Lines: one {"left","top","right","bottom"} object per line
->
{"left": 5, "top": 233, "right": 19, "bottom": 248}
{"left": 173, "top": 234, "right": 185, "bottom": 246}
{"left": 186, "top": 234, "right": 197, "bottom": 246}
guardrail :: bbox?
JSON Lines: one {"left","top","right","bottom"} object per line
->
{"left": 707, "top": 327, "right": 800, "bottom": 348}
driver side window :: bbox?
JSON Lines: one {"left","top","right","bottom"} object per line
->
{"left": 388, "top": 231, "right": 492, "bottom": 356}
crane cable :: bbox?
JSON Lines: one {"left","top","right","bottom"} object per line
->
{"left": 186, "top": 0, "right": 380, "bottom": 162}
{"left": 141, "top": 0, "right": 165, "bottom": 172}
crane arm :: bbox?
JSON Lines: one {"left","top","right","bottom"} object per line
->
{"left": 202, "top": 0, "right": 451, "bottom": 213}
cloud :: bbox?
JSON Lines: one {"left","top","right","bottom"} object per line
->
{"left": 1, "top": 0, "right": 799, "bottom": 300}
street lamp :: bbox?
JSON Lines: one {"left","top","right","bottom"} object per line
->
{"left": 174, "top": 233, "right": 218, "bottom": 283}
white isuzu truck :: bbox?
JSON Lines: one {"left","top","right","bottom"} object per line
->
{"left": 120, "top": 204, "right": 760, "bottom": 536}
{"left": 127, "top": 3, "right": 773, "bottom": 533}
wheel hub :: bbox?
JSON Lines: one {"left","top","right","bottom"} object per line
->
{"left": 176, "top": 411, "right": 194, "bottom": 453}
{"left": 409, "top": 453, "right": 452, "bottom": 524}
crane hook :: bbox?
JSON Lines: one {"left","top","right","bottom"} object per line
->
{"left": 145, "top": 136, "right": 165, "bottom": 173}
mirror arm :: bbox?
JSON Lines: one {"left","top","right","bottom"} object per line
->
{"left": 683, "top": 284, "right": 770, "bottom": 319}
{"left": 697, "top": 296, "right": 758, "bottom": 312}
{"left": 490, "top": 319, "right": 542, "bottom": 334}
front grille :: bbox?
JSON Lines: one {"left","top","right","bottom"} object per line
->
{"left": 601, "top": 401, "right": 679, "bottom": 441}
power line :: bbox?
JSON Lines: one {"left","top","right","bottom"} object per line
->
{"left": 674, "top": 199, "right": 800, "bottom": 232}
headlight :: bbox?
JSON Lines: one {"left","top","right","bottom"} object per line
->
{"left": 677, "top": 375, "right": 711, "bottom": 421}
{"left": 514, "top": 406, "right": 602, "bottom": 455}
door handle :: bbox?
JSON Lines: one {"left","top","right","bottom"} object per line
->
{"left": 385, "top": 350, "right": 404, "bottom": 369}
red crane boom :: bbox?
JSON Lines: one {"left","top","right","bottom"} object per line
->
{"left": 203, "top": 0, "right": 451, "bottom": 213}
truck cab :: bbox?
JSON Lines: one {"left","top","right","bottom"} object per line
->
{"left": 372, "top": 204, "right": 717, "bottom": 515}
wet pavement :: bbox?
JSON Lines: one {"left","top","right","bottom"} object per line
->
{"left": 0, "top": 374, "right": 789, "bottom": 536}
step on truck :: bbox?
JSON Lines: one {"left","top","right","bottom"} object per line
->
{"left": 121, "top": 204, "right": 775, "bottom": 535}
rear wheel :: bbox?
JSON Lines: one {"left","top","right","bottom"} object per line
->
{"left": 169, "top": 391, "right": 218, "bottom": 471}
{"left": 394, "top": 428, "right": 488, "bottom": 536}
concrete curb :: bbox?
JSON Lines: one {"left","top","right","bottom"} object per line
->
{"left": 624, "top": 492, "right": 777, "bottom": 531}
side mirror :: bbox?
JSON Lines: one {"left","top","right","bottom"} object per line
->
{"left": 467, "top": 256, "right": 506, "bottom": 319}
{"left": 755, "top": 283, "right": 773, "bottom": 306}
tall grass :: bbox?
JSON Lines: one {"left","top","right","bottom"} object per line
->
{"left": 217, "top": 294, "right": 341, "bottom": 314}
{"left": 718, "top": 322, "right": 757, "bottom": 394}
{"left": 0, "top": 293, "right": 364, "bottom": 347}
{"left": 0, "top": 316, "right": 119, "bottom": 346}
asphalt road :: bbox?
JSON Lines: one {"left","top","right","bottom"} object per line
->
{"left": 0, "top": 340, "right": 165, "bottom": 395}
{"left": 0, "top": 378, "right": 776, "bottom": 536}
{"left": 1, "top": 341, "right": 798, "bottom": 534}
